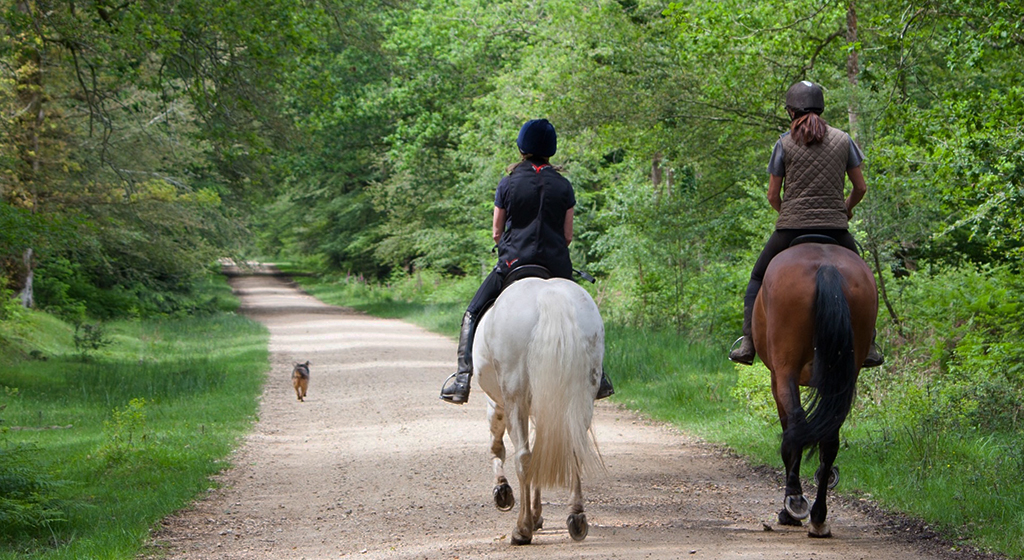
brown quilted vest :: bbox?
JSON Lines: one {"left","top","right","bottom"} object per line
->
{"left": 775, "top": 125, "right": 850, "bottom": 230}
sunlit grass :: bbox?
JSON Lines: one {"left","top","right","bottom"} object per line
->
{"left": 0, "top": 276, "right": 268, "bottom": 559}
{"left": 290, "top": 270, "right": 470, "bottom": 338}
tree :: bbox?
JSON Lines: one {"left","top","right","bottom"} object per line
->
{"left": 1, "top": 0, "right": 325, "bottom": 316}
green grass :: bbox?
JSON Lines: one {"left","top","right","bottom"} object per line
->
{"left": 0, "top": 276, "right": 268, "bottom": 559}
{"left": 604, "top": 326, "right": 777, "bottom": 456}
{"left": 291, "top": 270, "right": 1024, "bottom": 559}
{"left": 289, "top": 269, "right": 470, "bottom": 338}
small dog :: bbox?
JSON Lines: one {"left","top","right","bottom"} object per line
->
{"left": 292, "top": 361, "right": 310, "bottom": 402}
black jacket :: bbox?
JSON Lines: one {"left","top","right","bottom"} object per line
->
{"left": 495, "top": 161, "right": 575, "bottom": 279}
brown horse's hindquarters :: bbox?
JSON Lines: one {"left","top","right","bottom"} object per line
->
{"left": 755, "top": 245, "right": 876, "bottom": 377}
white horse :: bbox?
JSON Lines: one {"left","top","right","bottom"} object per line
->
{"left": 474, "top": 277, "right": 605, "bottom": 545}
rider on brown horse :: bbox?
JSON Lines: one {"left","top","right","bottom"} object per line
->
{"left": 730, "top": 81, "right": 883, "bottom": 368}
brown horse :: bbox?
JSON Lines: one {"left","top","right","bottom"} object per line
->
{"left": 752, "top": 240, "right": 877, "bottom": 538}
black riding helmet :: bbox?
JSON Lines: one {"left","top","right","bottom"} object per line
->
{"left": 517, "top": 119, "right": 557, "bottom": 158}
{"left": 785, "top": 81, "right": 825, "bottom": 119}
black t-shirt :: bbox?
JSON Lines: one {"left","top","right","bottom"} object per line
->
{"left": 494, "top": 161, "right": 576, "bottom": 279}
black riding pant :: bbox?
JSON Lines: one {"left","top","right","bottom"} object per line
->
{"left": 467, "top": 268, "right": 505, "bottom": 316}
{"left": 743, "top": 229, "right": 859, "bottom": 309}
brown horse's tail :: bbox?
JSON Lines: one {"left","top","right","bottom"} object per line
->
{"left": 790, "top": 265, "right": 858, "bottom": 450}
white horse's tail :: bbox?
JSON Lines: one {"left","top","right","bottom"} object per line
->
{"left": 527, "top": 286, "right": 604, "bottom": 489}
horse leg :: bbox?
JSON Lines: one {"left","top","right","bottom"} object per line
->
{"left": 506, "top": 405, "right": 534, "bottom": 545}
{"left": 775, "top": 379, "right": 808, "bottom": 526}
{"left": 566, "top": 471, "right": 589, "bottom": 541}
{"left": 532, "top": 486, "right": 543, "bottom": 531}
{"left": 808, "top": 437, "right": 839, "bottom": 538}
{"left": 778, "top": 431, "right": 808, "bottom": 525}
{"left": 488, "top": 402, "right": 515, "bottom": 511}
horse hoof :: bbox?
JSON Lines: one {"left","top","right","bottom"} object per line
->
{"left": 808, "top": 521, "right": 832, "bottom": 538}
{"left": 784, "top": 495, "right": 810, "bottom": 520}
{"left": 534, "top": 516, "right": 544, "bottom": 531}
{"left": 778, "top": 509, "right": 803, "bottom": 527}
{"left": 816, "top": 466, "right": 839, "bottom": 490}
{"left": 567, "top": 513, "right": 589, "bottom": 541}
{"left": 511, "top": 530, "right": 532, "bottom": 545}
{"left": 493, "top": 483, "right": 515, "bottom": 511}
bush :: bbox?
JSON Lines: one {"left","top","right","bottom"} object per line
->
{"left": 730, "top": 361, "right": 777, "bottom": 426}
{"left": 100, "top": 398, "right": 150, "bottom": 464}
{"left": 862, "top": 265, "right": 1024, "bottom": 433}
{"left": 35, "top": 257, "right": 232, "bottom": 320}
{"left": 32, "top": 257, "right": 90, "bottom": 321}
{"left": 0, "top": 274, "right": 23, "bottom": 323}
{"left": 0, "top": 388, "right": 68, "bottom": 539}
{"left": 73, "top": 322, "right": 111, "bottom": 359}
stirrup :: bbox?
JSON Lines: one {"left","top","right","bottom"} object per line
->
{"left": 439, "top": 372, "right": 471, "bottom": 405}
{"left": 596, "top": 372, "right": 614, "bottom": 400}
{"left": 728, "top": 337, "right": 755, "bottom": 366}
{"left": 862, "top": 347, "right": 885, "bottom": 368}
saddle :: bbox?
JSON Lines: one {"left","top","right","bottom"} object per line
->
{"left": 789, "top": 234, "right": 840, "bottom": 248}
{"left": 501, "top": 264, "right": 551, "bottom": 290}
{"left": 478, "top": 265, "right": 552, "bottom": 320}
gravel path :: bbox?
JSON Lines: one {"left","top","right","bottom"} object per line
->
{"left": 145, "top": 268, "right": 970, "bottom": 559}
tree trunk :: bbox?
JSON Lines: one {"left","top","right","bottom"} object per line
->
{"left": 19, "top": 248, "right": 34, "bottom": 308}
{"left": 870, "top": 243, "right": 905, "bottom": 339}
{"left": 13, "top": 1, "right": 43, "bottom": 308}
{"left": 846, "top": 1, "right": 860, "bottom": 137}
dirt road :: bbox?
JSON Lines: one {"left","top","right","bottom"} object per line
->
{"left": 147, "top": 269, "right": 967, "bottom": 559}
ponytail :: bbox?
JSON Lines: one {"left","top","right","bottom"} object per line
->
{"left": 790, "top": 113, "right": 828, "bottom": 146}
{"left": 506, "top": 153, "right": 552, "bottom": 175}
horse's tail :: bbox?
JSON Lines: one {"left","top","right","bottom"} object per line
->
{"left": 527, "top": 286, "right": 604, "bottom": 489}
{"left": 791, "top": 264, "right": 858, "bottom": 450}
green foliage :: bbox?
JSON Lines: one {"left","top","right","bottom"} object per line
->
{"left": 33, "top": 258, "right": 89, "bottom": 321}
{"left": 0, "top": 276, "right": 22, "bottom": 324}
{"left": 0, "top": 293, "right": 267, "bottom": 556}
{"left": 1, "top": 0, "right": 322, "bottom": 317}
{"left": 730, "top": 362, "right": 777, "bottom": 426}
{"left": 72, "top": 322, "right": 111, "bottom": 359}
{"left": 0, "top": 388, "right": 69, "bottom": 539}
{"left": 859, "top": 265, "right": 1024, "bottom": 434}
{"left": 101, "top": 398, "right": 149, "bottom": 462}
{"left": 0, "top": 443, "right": 68, "bottom": 540}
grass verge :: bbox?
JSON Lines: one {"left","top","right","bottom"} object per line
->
{"left": 0, "top": 275, "right": 268, "bottom": 559}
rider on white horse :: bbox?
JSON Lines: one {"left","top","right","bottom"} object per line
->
{"left": 440, "top": 119, "right": 614, "bottom": 405}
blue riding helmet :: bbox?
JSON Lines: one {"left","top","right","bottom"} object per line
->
{"left": 516, "top": 119, "right": 557, "bottom": 158}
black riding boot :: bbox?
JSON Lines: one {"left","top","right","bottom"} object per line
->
{"left": 596, "top": 370, "right": 614, "bottom": 400}
{"left": 728, "top": 303, "right": 756, "bottom": 365}
{"left": 863, "top": 330, "right": 884, "bottom": 368}
{"left": 440, "top": 311, "right": 477, "bottom": 404}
